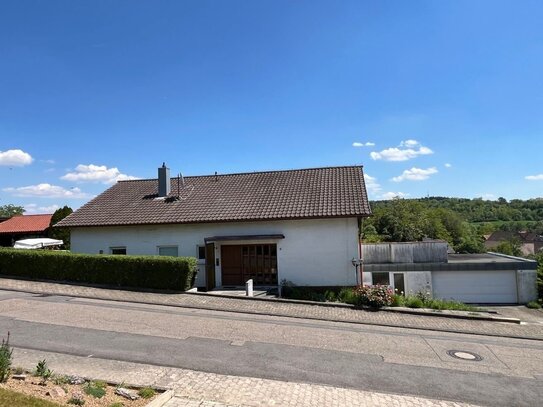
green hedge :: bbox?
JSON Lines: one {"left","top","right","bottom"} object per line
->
{"left": 0, "top": 248, "right": 197, "bottom": 291}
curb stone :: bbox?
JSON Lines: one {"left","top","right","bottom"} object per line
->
{"left": 146, "top": 389, "right": 175, "bottom": 407}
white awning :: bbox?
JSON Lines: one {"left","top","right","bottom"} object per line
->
{"left": 13, "top": 238, "right": 64, "bottom": 249}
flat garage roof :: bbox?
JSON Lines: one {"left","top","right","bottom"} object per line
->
{"left": 364, "top": 252, "right": 537, "bottom": 272}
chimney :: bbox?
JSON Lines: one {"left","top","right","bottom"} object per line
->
{"left": 158, "top": 162, "right": 171, "bottom": 197}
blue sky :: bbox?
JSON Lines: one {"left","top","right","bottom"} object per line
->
{"left": 1, "top": 0, "right": 542, "bottom": 213}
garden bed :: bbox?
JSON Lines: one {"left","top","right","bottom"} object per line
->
{"left": 0, "top": 370, "right": 159, "bottom": 407}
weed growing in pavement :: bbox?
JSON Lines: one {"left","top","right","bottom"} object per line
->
{"left": 0, "top": 333, "right": 13, "bottom": 383}
{"left": 138, "top": 387, "right": 156, "bottom": 399}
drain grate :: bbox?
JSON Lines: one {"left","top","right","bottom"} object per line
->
{"left": 447, "top": 350, "right": 483, "bottom": 361}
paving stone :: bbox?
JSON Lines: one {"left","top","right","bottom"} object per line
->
{"left": 0, "top": 278, "right": 541, "bottom": 340}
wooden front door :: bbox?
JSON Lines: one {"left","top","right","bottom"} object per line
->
{"left": 221, "top": 245, "right": 243, "bottom": 286}
{"left": 221, "top": 244, "right": 278, "bottom": 286}
{"left": 205, "top": 242, "right": 216, "bottom": 290}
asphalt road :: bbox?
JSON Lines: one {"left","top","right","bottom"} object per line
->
{"left": 0, "top": 290, "right": 542, "bottom": 406}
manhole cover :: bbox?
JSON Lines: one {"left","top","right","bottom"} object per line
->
{"left": 447, "top": 350, "right": 483, "bottom": 361}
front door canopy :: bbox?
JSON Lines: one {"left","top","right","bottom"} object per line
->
{"left": 204, "top": 234, "right": 285, "bottom": 243}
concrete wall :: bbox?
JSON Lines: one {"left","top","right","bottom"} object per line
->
{"left": 70, "top": 218, "right": 360, "bottom": 287}
{"left": 406, "top": 272, "right": 433, "bottom": 296}
{"left": 516, "top": 270, "right": 538, "bottom": 303}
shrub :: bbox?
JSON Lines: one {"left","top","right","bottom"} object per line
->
{"left": 0, "top": 248, "right": 197, "bottom": 291}
{"left": 109, "top": 403, "right": 124, "bottom": 407}
{"left": 68, "top": 397, "right": 85, "bottom": 406}
{"left": 13, "top": 366, "right": 24, "bottom": 375}
{"left": 338, "top": 287, "right": 357, "bottom": 305}
{"left": 405, "top": 296, "right": 424, "bottom": 308}
{"left": 324, "top": 290, "right": 337, "bottom": 302}
{"left": 391, "top": 293, "right": 405, "bottom": 307}
{"left": 138, "top": 387, "right": 156, "bottom": 399}
{"left": 84, "top": 382, "right": 106, "bottom": 398}
{"left": 527, "top": 301, "right": 542, "bottom": 309}
{"left": 353, "top": 285, "right": 394, "bottom": 308}
{"left": 0, "top": 333, "right": 12, "bottom": 383}
{"left": 53, "top": 374, "right": 69, "bottom": 385}
{"left": 34, "top": 360, "right": 49, "bottom": 377}
{"left": 280, "top": 281, "right": 326, "bottom": 302}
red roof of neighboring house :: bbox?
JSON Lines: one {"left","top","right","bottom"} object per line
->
{"left": 0, "top": 214, "right": 53, "bottom": 234}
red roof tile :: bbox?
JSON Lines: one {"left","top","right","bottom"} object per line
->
{"left": 0, "top": 214, "right": 53, "bottom": 234}
{"left": 57, "top": 166, "right": 371, "bottom": 227}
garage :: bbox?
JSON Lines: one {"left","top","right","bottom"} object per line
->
{"left": 432, "top": 270, "right": 518, "bottom": 304}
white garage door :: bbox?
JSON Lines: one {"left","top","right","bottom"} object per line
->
{"left": 432, "top": 270, "right": 517, "bottom": 304}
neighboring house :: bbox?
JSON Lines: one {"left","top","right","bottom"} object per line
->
{"left": 56, "top": 165, "right": 372, "bottom": 289}
{"left": 361, "top": 241, "right": 538, "bottom": 304}
{"left": 0, "top": 214, "right": 53, "bottom": 247}
{"left": 484, "top": 231, "right": 543, "bottom": 255}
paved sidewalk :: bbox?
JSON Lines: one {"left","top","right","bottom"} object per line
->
{"left": 12, "top": 348, "right": 478, "bottom": 407}
{"left": 1, "top": 278, "right": 542, "bottom": 340}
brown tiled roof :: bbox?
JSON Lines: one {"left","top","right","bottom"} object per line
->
{"left": 56, "top": 166, "right": 371, "bottom": 227}
{"left": 0, "top": 214, "right": 52, "bottom": 234}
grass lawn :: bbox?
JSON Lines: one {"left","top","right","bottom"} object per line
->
{"left": 0, "top": 387, "right": 61, "bottom": 407}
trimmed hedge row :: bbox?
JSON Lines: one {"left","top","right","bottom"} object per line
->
{"left": 0, "top": 248, "right": 197, "bottom": 291}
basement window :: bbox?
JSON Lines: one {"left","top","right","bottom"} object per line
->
{"left": 372, "top": 272, "right": 390, "bottom": 286}
{"left": 158, "top": 246, "right": 178, "bottom": 257}
{"left": 110, "top": 247, "right": 127, "bottom": 255}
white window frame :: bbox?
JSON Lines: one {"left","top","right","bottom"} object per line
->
{"left": 196, "top": 245, "right": 206, "bottom": 263}
{"left": 157, "top": 245, "right": 179, "bottom": 257}
{"left": 110, "top": 246, "right": 127, "bottom": 255}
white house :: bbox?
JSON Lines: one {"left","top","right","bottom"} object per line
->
{"left": 57, "top": 165, "right": 372, "bottom": 289}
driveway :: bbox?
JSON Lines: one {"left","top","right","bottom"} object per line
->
{"left": 486, "top": 305, "right": 543, "bottom": 324}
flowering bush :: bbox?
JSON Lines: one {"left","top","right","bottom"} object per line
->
{"left": 353, "top": 285, "right": 394, "bottom": 308}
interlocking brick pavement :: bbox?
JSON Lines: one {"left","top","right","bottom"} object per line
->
{"left": 163, "top": 369, "right": 477, "bottom": 407}
{"left": 12, "top": 348, "right": 479, "bottom": 407}
{"left": 0, "top": 277, "right": 542, "bottom": 340}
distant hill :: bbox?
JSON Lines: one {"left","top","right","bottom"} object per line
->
{"left": 371, "top": 197, "right": 543, "bottom": 224}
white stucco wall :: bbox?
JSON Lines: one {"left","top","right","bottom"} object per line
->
{"left": 70, "top": 218, "right": 360, "bottom": 287}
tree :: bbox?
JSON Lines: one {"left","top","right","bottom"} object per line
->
{"left": 48, "top": 206, "right": 73, "bottom": 249}
{"left": 0, "top": 204, "right": 24, "bottom": 217}
{"left": 493, "top": 239, "right": 522, "bottom": 257}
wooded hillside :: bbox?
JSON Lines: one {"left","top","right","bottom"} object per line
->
{"left": 363, "top": 197, "right": 543, "bottom": 253}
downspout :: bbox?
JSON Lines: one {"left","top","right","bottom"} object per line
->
{"left": 358, "top": 217, "right": 364, "bottom": 286}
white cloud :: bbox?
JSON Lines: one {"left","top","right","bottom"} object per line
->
{"left": 399, "top": 139, "right": 419, "bottom": 148}
{"left": 444, "top": 163, "right": 452, "bottom": 168}
{"left": 0, "top": 149, "right": 33, "bottom": 166}
{"left": 477, "top": 193, "right": 496, "bottom": 201}
{"left": 363, "top": 174, "right": 381, "bottom": 195}
{"left": 370, "top": 140, "right": 433, "bottom": 161}
{"left": 353, "top": 141, "right": 375, "bottom": 147}
{"left": 61, "top": 164, "right": 139, "bottom": 184}
{"left": 525, "top": 174, "right": 543, "bottom": 181}
{"left": 3, "top": 184, "right": 90, "bottom": 199}
{"left": 41, "top": 159, "right": 55, "bottom": 164}
{"left": 391, "top": 167, "right": 438, "bottom": 182}
{"left": 24, "top": 203, "right": 60, "bottom": 214}
{"left": 379, "top": 191, "right": 409, "bottom": 200}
